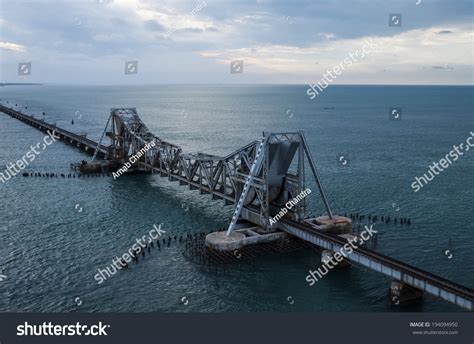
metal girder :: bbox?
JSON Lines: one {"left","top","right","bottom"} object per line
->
{"left": 106, "top": 108, "right": 334, "bottom": 231}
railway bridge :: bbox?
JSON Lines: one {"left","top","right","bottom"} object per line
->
{"left": 1, "top": 104, "right": 473, "bottom": 311}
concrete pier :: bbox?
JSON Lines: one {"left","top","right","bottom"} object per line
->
{"left": 206, "top": 231, "right": 246, "bottom": 251}
{"left": 303, "top": 215, "right": 353, "bottom": 234}
{"left": 2, "top": 104, "right": 473, "bottom": 312}
{"left": 390, "top": 281, "right": 423, "bottom": 306}
{"left": 321, "top": 249, "right": 350, "bottom": 268}
{"left": 205, "top": 225, "right": 286, "bottom": 252}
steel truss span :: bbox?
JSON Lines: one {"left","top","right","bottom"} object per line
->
{"left": 105, "top": 108, "right": 333, "bottom": 233}
{"left": 1, "top": 105, "right": 472, "bottom": 311}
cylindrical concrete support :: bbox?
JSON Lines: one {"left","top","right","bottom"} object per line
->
{"left": 205, "top": 231, "right": 245, "bottom": 251}
{"left": 315, "top": 215, "right": 352, "bottom": 234}
{"left": 390, "top": 281, "right": 423, "bottom": 306}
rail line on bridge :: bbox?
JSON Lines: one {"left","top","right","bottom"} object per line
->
{"left": 282, "top": 219, "right": 474, "bottom": 310}
{"left": 0, "top": 104, "right": 108, "bottom": 158}
{"left": 1, "top": 104, "right": 472, "bottom": 311}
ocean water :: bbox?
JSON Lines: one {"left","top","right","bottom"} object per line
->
{"left": 0, "top": 84, "right": 472, "bottom": 312}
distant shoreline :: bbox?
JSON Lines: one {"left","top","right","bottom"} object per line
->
{"left": 0, "top": 83, "right": 43, "bottom": 86}
{"left": 1, "top": 83, "right": 471, "bottom": 87}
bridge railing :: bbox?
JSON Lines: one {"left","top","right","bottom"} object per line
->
{"left": 282, "top": 218, "right": 474, "bottom": 311}
{"left": 0, "top": 105, "right": 108, "bottom": 153}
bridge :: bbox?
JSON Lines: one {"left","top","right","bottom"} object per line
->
{"left": 1, "top": 104, "right": 473, "bottom": 311}
{"left": 0, "top": 104, "right": 109, "bottom": 158}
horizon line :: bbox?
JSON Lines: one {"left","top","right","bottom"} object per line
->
{"left": 1, "top": 82, "right": 473, "bottom": 87}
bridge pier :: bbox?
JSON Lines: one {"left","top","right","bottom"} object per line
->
{"left": 321, "top": 249, "right": 350, "bottom": 268}
{"left": 389, "top": 281, "right": 423, "bottom": 306}
{"left": 3, "top": 104, "right": 472, "bottom": 311}
{"left": 312, "top": 215, "right": 352, "bottom": 234}
{"left": 206, "top": 231, "right": 246, "bottom": 251}
{"left": 303, "top": 215, "right": 353, "bottom": 238}
{"left": 319, "top": 231, "right": 357, "bottom": 269}
{"left": 205, "top": 225, "right": 286, "bottom": 251}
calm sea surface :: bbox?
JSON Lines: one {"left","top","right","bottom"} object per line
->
{"left": 0, "top": 84, "right": 472, "bottom": 312}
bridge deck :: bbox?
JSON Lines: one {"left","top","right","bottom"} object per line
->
{"left": 281, "top": 219, "right": 474, "bottom": 311}
{"left": 135, "top": 159, "right": 474, "bottom": 311}
{"left": 2, "top": 104, "right": 473, "bottom": 311}
{"left": 0, "top": 105, "right": 108, "bottom": 156}
{"left": 136, "top": 161, "right": 236, "bottom": 200}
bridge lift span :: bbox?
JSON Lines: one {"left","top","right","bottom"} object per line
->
{"left": 98, "top": 108, "right": 473, "bottom": 311}
{"left": 1, "top": 104, "right": 472, "bottom": 311}
{"left": 103, "top": 109, "right": 335, "bottom": 230}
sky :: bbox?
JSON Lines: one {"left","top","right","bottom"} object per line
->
{"left": 0, "top": 0, "right": 472, "bottom": 85}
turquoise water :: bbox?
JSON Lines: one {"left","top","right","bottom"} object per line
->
{"left": 0, "top": 84, "right": 472, "bottom": 312}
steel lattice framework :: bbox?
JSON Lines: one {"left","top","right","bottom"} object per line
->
{"left": 103, "top": 108, "right": 334, "bottom": 232}
{"left": 1, "top": 104, "right": 473, "bottom": 311}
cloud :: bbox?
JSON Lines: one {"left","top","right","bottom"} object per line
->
{"left": 144, "top": 19, "right": 165, "bottom": 31}
{"left": 432, "top": 65, "right": 454, "bottom": 71}
{"left": 0, "top": 42, "right": 26, "bottom": 52}
{"left": 0, "top": 0, "right": 472, "bottom": 84}
{"left": 200, "top": 26, "right": 471, "bottom": 78}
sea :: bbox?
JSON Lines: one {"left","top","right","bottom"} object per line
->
{"left": 0, "top": 84, "right": 472, "bottom": 312}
